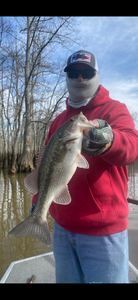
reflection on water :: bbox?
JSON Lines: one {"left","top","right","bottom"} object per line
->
{"left": 127, "top": 160, "right": 138, "bottom": 201}
{"left": 0, "top": 161, "right": 138, "bottom": 279}
{"left": 0, "top": 169, "right": 53, "bottom": 280}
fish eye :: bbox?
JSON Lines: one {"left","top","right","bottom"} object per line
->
{"left": 70, "top": 118, "right": 74, "bottom": 122}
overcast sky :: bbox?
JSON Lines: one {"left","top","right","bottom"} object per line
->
{"left": 63, "top": 17, "right": 138, "bottom": 128}
{"left": 7, "top": 17, "right": 138, "bottom": 119}
{"left": 4, "top": 17, "right": 138, "bottom": 127}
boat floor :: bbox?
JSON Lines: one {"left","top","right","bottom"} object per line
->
{"left": 1, "top": 207, "right": 138, "bottom": 283}
{"left": 0, "top": 252, "right": 138, "bottom": 283}
{"left": 0, "top": 252, "right": 55, "bottom": 283}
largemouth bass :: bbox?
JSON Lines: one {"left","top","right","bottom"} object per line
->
{"left": 8, "top": 112, "right": 95, "bottom": 246}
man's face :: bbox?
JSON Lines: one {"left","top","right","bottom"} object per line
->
{"left": 67, "top": 64, "right": 95, "bottom": 82}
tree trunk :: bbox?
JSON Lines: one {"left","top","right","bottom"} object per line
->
{"left": 1, "top": 62, "right": 8, "bottom": 168}
{"left": 1, "top": 109, "right": 8, "bottom": 168}
{"left": 10, "top": 22, "right": 21, "bottom": 174}
{"left": 10, "top": 139, "right": 18, "bottom": 174}
{"left": 20, "top": 16, "right": 34, "bottom": 172}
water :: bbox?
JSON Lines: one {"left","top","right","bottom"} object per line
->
{"left": 127, "top": 160, "right": 138, "bottom": 201}
{"left": 0, "top": 169, "right": 53, "bottom": 280}
{"left": 0, "top": 161, "right": 138, "bottom": 280}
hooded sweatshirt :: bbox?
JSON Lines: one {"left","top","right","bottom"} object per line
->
{"left": 32, "top": 85, "right": 138, "bottom": 235}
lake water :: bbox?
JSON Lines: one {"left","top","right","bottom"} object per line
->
{"left": 0, "top": 161, "right": 138, "bottom": 280}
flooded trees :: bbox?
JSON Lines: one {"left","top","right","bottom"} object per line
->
{"left": 20, "top": 17, "right": 33, "bottom": 172}
{"left": 0, "top": 16, "right": 80, "bottom": 173}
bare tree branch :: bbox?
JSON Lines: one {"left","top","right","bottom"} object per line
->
{"left": 0, "top": 16, "right": 80, "bottom": 172}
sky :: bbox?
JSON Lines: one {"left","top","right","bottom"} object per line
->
{"left": 64, "top": 17, "right": 138, "bottom": 128}
{"left": 2, "top": 17, "right": 138, "bottom": 128}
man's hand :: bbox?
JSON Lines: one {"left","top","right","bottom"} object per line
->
{"left": 83, "top": 119, "right": 100, "bottom": 136}
{"left": 82, "top": 119, "right": 114, "bottom": 157}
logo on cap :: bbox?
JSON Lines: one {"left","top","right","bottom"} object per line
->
{"left": 71, "top": 52, "right": 91, "bottom": 63}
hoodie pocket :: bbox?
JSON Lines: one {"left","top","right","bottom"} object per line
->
{"left": 84, "top": 175, "right": 103, "bottom": 225}
{"left": 86, "top": 175, "right": 102, "bottom": 212}
{"left": 87, "top": 171, "right": 118, "bottom": 225}
{"left": 68, "top": 170, "right": 103, "bottom": 225}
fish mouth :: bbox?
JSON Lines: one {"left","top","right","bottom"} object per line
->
{"left": 65, "top": 137, "right": 78, "bottom": 143}
{"left": 63, "top": 136, "right": 79, "bottom": 143}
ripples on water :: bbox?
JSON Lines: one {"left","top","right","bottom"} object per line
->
{"left": 0, "top": 169, "right": 53, "bottom": 279}
{"left": 0, "top": 161, "right": 138, "bottom": 279}
{"left": 127, "top": 160, "right": 138, "bottom": 201}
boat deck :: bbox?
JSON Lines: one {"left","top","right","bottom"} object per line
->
{"left": 1, "top": 205, "right": 138, "bottom": 283}
{"left": 1, "top": 252, "right": 138, "bottom": 283}
{"left": 0, "top": 252, "right": 55, "bottom": 283}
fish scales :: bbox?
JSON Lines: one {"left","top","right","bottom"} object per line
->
{"left": 35, "top": 130, "right": 66, "bottom": 218}
{"left": 8, "top": 112, "right": 95, "bottom": 246}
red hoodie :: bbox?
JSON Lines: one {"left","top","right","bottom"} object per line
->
{"left": 32, "top": 85, "right": 138, "bottom": 235}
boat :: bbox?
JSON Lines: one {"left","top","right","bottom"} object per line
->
{"left": 0, "top": 251, "right": 138, "bottom": 283}
{"left": 0, "top": 252, "right": 55, "bottom": 283}
{"left": 1, "top": 199, "right": 138, "bottom": 283}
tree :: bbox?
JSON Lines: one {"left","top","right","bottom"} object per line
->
{"left": 19, "top": 16, "right": 76, "bottom": 172}
{"left": 20, "top": 17, "right": 33, "bottom": 172}
{"left": 0, "top": 16, "right": 81, "bottom": 172}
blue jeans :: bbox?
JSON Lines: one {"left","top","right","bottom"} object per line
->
{"left": 53, "top": 221, "right": 129, "bottom": 283}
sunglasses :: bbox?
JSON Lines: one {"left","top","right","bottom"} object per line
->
{"left": 67, "top": 69, "right": 95, "bottom": 79}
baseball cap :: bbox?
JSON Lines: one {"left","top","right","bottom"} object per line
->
{"left": 64, "top": 50, "right": 98, "bottom": 73}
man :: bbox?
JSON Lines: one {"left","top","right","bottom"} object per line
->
{"left": 31, "top": 50, "right": 138, "bottom": 283}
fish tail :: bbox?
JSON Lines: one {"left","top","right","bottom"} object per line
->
{"left": 8, "top": 215, "right": 51, "bottom": 246}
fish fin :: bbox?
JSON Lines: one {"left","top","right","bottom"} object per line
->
{"left": 8, "top": 215, "right": 51, "bottom": 246}
{"left": 76, "top": 154, "right": 89, "bottom": 169}
{"left": 24, "top": 145, "right": 46, "bottom": 195}
{"left": 24, "top": 168, "right": 38, "bottom": 195}
{"left": 53, "top": 185, "right": 71, "bottom": 205}
{"left": 36, "top": 145, "right": 46, "bottom": 167}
